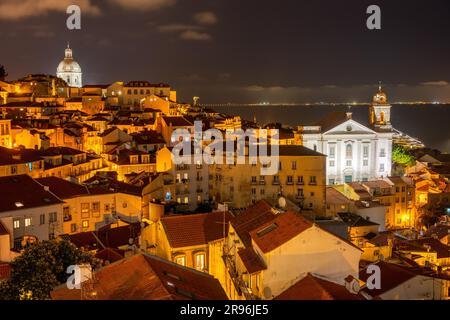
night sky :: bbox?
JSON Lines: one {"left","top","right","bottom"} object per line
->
{"left": 1, "top": 0, "right": 449, "bottom": 103}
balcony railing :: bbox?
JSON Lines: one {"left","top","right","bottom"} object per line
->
{"left": 222, "top": 248, "right": 258, "bottom": 300}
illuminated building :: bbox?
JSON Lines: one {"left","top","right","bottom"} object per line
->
{"left": 56, "top": 44, "right": 82, "bottom": 88}
{"left": 299, "top": 86, "right": 394, "bottom": 184}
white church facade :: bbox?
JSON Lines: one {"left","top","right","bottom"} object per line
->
{"left": 300, "top": 86, "right": 394, "bottom": 185}
{"left": 56, "top": 44, "right": 82, "bottom": 88}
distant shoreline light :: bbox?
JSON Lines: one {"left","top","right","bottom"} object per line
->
{"left": 200, "top": 101, "right": 450, "bottom": 107}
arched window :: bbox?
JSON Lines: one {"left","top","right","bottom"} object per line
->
{"left": 346, "top": 144, "right": 352, "bottom": 158}
{"left": 380, "top": 111, "right": 385, "bottom": 124}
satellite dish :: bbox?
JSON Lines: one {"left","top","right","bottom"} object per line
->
{"left": 278, "top": 197, "right": 286, "bottom": 208}
{"left": 263, "top": 287, "right": 272, "bottom": 299}
{"left": 140, "top": 222, "right": 146, "bottom": 228}
{"left": 128, "top": 238, "right": 134, "bottom": 245}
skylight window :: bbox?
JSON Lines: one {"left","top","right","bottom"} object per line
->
{"left": 256, "top": 223, "right": 278, "bottom": 237}
{"left": 15, "top": 202, "right": 24, "bottom": 208}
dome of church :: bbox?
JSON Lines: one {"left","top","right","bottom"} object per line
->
{"left": 56, "top": 44, "right": 82, "bottom": 88}
{"left": 57, "top": 59, "right": 81, "bottom": 73}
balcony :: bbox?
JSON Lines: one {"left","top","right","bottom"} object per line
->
{"left": 63, "top": 214, "right": 72, "bottom": 222}
{"left": 296, "top": 180, "right": 304, "bottom": 185}
{"left": 222, "top": 252, "right": 257, "bottom": 300}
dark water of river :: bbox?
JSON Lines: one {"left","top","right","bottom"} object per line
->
{"left": 212, "top": 104, "right": 450, "bottom": 153}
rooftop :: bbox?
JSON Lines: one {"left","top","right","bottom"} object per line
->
{"left": 51, "top": 254, "right": 228, "bottom": 300}
{"left": 0, "top": 175, "right": 63, "bottom": 213}
{"left": 161, "top": 211, "right": 232, "bottom": 248}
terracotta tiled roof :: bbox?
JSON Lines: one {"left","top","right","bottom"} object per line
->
{"left": 231, "top": 200, "right": 277, "bottom": 247}
{"left": 0, "top": 175, "right": 63, "bottom": 213}
{"left": 95, "top": 248, "right": 124, "bottom": 264}
{"left": 249, "top": 211, "right": 312, "bottom": 253}
{"left": 68, "top": 222, "right": 144, "bottom": 250}
{"left": 162, "top": 116, "right": 193, "bottom": 127}
{"left": 275, "top": 273, "right": 365, "bottom": 300}
{"left": 36, "top": 177, "right": 89, "bottom": 199}
{"left": 359, "top": 261, "right": 417, "bottom": 296}
{"left": 161, "top": 211, "right": 231, "bottom": 248}
{"left": 237, "top": 247, "right": 267, "bottom": 274}
{"left": 404, "top": 238, "right": 450, "bottom": 259}
{"left": 338, "top": 212, "right": 379, "bottom": 227}
{"left": 326, "top": 187, "right": 352, "bottom": 205}
{"left": 51, "top": 254, "right": 228, "bottom": 300}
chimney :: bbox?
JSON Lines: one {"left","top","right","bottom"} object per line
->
{"left": 346, "top": 112, "right": 352, "bottom": 120}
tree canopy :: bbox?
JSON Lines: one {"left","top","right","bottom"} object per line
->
{"left": 392, "top": 145, "right": 416, "bottom": 167}
{"left": 0, "top": 240, "right": 100, "bottom": 300}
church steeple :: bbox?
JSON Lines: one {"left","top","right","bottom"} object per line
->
{"left": 65, "top": 42, "right": 73, "bottom": 59}
{"left": 369, "top": 82, "right": 392, "bottom": 129}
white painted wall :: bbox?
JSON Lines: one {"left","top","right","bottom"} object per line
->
{"left": 258, "top": 225, "right": 361, "bottom": 299}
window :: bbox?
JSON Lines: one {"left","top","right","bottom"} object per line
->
{"left": 310, "top": 176, "right": 316, "bottom": 184}
{"left": 329, "top": 146, "right": 335, "bottom": 158}
{"left": 122, "top": 202, "right": 128, "bottom": 208}
{"left": 92, "top": 202, "right": 100, "bottom": 217}
{"left": 346, "top": 144, "right": 352, "bottom": 158}
{"left": 291, "top": 161, "right": 297, "bottom": 170}
{"left": 175, "top": 255, "right": 186, "bottom": 266}
{"left": 363, "top": 145, "right": 369, "bottom": 158}
{"left": 396, "top": 187, "right": 400, "bottom": 193}
{"left": 273, "top": 176, "right": 279, "bottom": 184}
{"left": 25, "top": 218, "right": 32, "bottom": 227}
{"left": 287, "top": 176, "right": 293, "bottom": 184}
{"left": 251, "top": 176, "right": 257, "bottom": 184}
{"left": 297, "top": 188, "right": 304, "bottom": 197}
{"left": 63, "top": 206, "right": 70, "bottom": 221}
{"left": 13, "top": 219, "right": 20, "bottom": 229}
{"left": 329, "top": 160, "right": 335, "bottom": 167}
{"left": 81, "top": 203, "right": 90, "bottom": 214}
{"left": 40, "top": 214, "right": 45, "bottom": 225}
{"left": 184, "top": 197, "right": 188, "bottom": 204}
{"left": 329, "top": 179, "right": 335, "bottom": 185}
{"left": 379, "top": 163, "right": 385, "bottom": 172}
{"left": 380, "top": 148, "right": 386, "bottom": 157}
{"left": 251, "top": 188, "right": 256, "bottom": 195}
{"left": 346, "top": 160, "right": 352, "bottom": 167}
{"left": 194, "top": 253, "right": 206, "bottom": 271}
{"left": 82, "top": 220, "right": 89, "bottom": 228}
{"left": 71, "top": 224, "right": 77, "bottom": 233}
{"left": 104, "top": 204, "right": 110, "bottom": 212}
{"left": 260, "top": 188, "right": 265, "bottom": 195}
{"left": 49, "top": 212, "right": 57, "bottom": 223}
{"left": 11, "top": 166, "right": 17, "bottom": 174}
{"left": 297, "top": 176, "right": 304, "bottom": 184}
{"left": 363, "top": 159, "right": 368, "bottom": 166}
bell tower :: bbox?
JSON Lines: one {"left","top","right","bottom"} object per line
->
{"left": 369, "top": 82, "right": 392, "bottom": 130}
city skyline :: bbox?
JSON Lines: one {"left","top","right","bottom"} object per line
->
{"left": 1, "top": 0, "right": 450, "bottom": 103}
